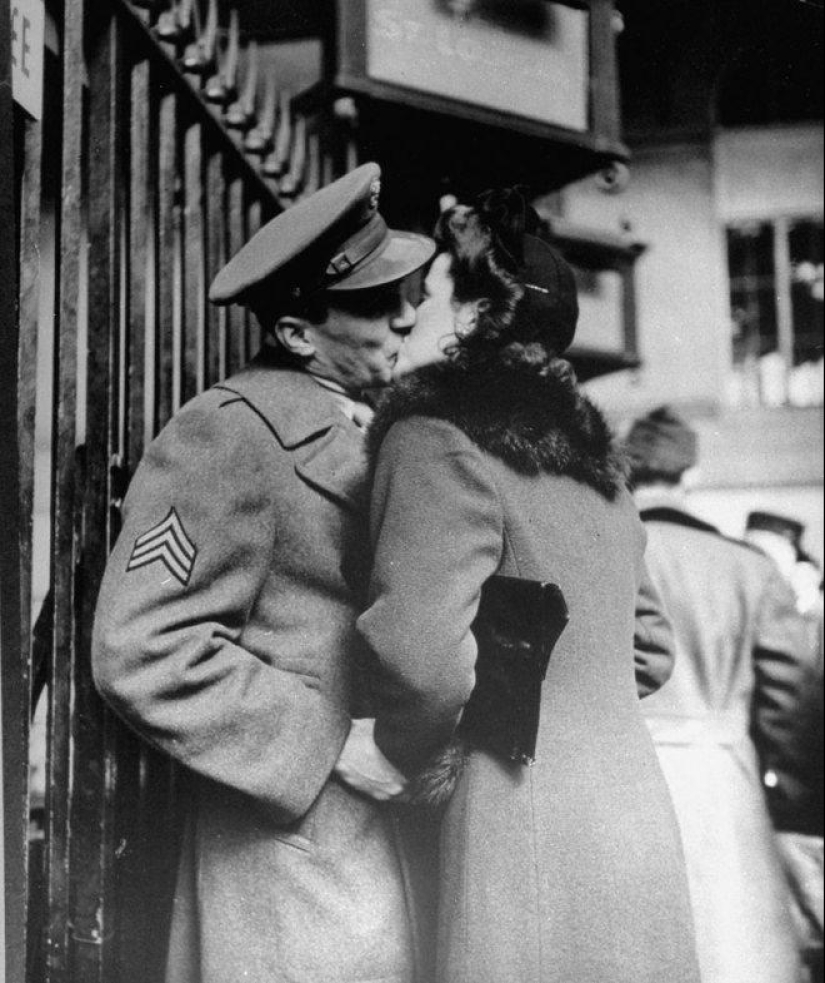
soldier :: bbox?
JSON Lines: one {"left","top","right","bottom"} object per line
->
{"left": 92, "top": 164, "right": 435, "bottom": 983}
{"left": 626, "top": 406, "right": 809, "bottom": 983}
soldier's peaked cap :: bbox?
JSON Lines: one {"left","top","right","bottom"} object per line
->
{"left": 209, "top": 163, "right": 435, "bottom": 307}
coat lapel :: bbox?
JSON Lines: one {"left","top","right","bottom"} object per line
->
{"left": 293, "top": 425, "right": 368, "bottom": 512}
{"left": 216, "top": 355, "right": 368, "bottom": 511}
{"left": 216, "top": 353, "right": 341, "bottom": 448}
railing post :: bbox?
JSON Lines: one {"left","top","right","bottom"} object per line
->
{"left": 1, "top": 3, "right": 25, "bottom": 981}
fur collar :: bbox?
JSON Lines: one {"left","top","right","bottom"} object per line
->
{"left": 368, "top": 360, "right": 627, "bottom": 500}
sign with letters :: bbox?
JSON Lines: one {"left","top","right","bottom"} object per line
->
{"left": 10, "top": 0, "right": 45, "bottom": 120}
{"left": 365, "top": 0, "right": 589, "bottom": 132}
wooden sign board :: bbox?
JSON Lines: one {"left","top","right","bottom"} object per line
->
{"left": 366, "top": 0, "right": 589, "bottom": 132}
{"left": 337, "top": 0, "right": 620, "bottom": 148}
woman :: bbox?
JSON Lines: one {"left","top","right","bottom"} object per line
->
{"left": 354, "top": 193, "right": 702, "bottom": 983}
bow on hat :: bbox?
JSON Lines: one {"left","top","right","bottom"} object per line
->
{"left": 474, "top": 186, "right": 579, "bottom": 354}
{"left": 475, "top": 186, "right": 540, "bottom": 268}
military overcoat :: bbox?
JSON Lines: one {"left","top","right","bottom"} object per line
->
{"left": 358, "top": 361, "right": 702, "bottom": 983}
{"left": 639, "top": 502, "right": 808, "bottom": 983}
{"left": 92, "top": 352, "right": 414, "bottom": 983}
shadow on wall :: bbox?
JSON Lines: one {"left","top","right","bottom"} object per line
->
{"left": 436, "top": 0, "right": 553, "bottom": 36}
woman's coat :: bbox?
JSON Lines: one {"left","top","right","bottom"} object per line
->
{"left": 359, "top": 362, "right": 702, "bottom": 983}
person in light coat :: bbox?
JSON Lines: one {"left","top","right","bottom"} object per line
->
{"left": 627, "top": 406, "right": 809, "bottom": 983}
{"left": 92, "top": 164, "right": 435, "bottom": 983}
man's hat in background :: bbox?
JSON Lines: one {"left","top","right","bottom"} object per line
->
{"left": 209, "top": 163, "right": 435, "bottom": 309}
{"left": 625, "top": 405, "right": 698, "bottom": 479}
{"left": 745, "top": 511, "right": 805, "bottom": 547}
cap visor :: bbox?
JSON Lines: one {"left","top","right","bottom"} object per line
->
{"left": 326, "top": 231, "right": 436, "bottom": 291}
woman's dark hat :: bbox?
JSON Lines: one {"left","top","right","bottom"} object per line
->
{"left": 474, "top": 188, "right": 579, "bottom": 354}
{"left": 209, "top": 163, "right": 435, "bottom": 307}
{"left": 520, "top": 233, "right": 579, "bottom": 355}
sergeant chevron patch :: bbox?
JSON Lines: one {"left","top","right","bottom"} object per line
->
{"left": 127, "top": 508, "right": 197, "bottom": 587}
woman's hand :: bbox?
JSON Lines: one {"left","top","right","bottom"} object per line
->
{"left": 334, "top": 718, "right": 408, "bottom": 802}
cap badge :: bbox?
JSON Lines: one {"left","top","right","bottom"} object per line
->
{"left": 369, "top": 179, "right": 381, "bottom": 212}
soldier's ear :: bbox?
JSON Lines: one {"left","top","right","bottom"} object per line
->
{"left": 274, "top": 317, "right": 317, "bottom": 358}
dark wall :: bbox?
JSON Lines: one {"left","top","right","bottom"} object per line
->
{"left": 618, "top": 0, "right": 824, "bottom": 140}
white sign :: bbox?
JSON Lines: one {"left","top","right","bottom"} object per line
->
{"left": 10, "top": 0, "right": 45, "bottom": 120}
{"left": 367, "top": 0, "right": 589, "bottom": 132}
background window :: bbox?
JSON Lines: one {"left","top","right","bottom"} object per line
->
{"left": 789, "top": 219, "right": 824, "bottom": 365}
{"left": 726, "top": 217, "right": 824, "bottom": 407}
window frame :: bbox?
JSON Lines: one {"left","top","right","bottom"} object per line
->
{"left": 725, "top": 210, "right": 824, "bottom": 407}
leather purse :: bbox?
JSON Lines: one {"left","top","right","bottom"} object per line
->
{"left": 408, "top": 575, "right": 569, "bottom": 808}
{"left": 459, "top": 575, "right": 569, "bottom": 766}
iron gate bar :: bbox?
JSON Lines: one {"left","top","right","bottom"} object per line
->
{"left": 17, "top": 107, "right": 43, "bottom": 702}
{"left": 205, "top": 149, "right": 227, "bottom": 386}
{"left": 183, "top": 117, "right": 207, "bottom": 400}
{"left": 13, "top": 46, "right": 44, "bottom": 983}
{"left": 45, "top": 0, "right": 87, "bottom": 975}
{"left": 246, "top": 197, "right": 264, "bottom": 356}
{"left": 1, "top": 2, "right": 26, "bottom": 979}
{"left": 157, "top": 84, "right": 181, "bottom": 429}
{"left": 69, "top": 5, "right": 126, "bottom": 979}
{"left": 127, "top": 45, "right": 155, "bottom": 467}
{"left": 227, "top": 175, "right": 246, "bottom": 374}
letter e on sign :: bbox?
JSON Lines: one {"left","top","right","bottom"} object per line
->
{"left": 10, "top": 0, "right": 45, "bottom": 120}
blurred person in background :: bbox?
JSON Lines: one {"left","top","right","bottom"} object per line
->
{"left": 746, "top": 512, "right": 825, "bottom": 983}
{"left": 626, "top": 406, "right": 809, "bottom": 983}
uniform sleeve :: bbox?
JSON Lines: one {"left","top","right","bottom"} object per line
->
{"left": 634, "top": 561, "right": 676, "bottom": 698}
{"left": 357, "top": 418, "right": 503, "bottom": 773}
{"left": 92, "top": 397, "right": 350, "bottom": 822}
{"left": 751, "top": 566, "right": 815, "bottom": 804}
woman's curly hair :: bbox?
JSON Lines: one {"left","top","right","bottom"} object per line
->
{"left": 434, "top": 188, "right": 572, "bottom": 376}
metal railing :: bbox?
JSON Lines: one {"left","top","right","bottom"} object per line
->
{"left": 4, "top": 3, "right": 350, "bottom": 979}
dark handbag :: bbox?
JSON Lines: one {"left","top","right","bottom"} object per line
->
{"left": 406, "top": 575, "right": 569, "bottom": 809}
{"left": 458, "top": 575, "right": 569, "bottom": 766}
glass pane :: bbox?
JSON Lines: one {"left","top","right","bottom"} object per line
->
{"left": 728, "top": 222, "right": 775, "bottom": 277}
{"left": 569, "top": 265, "right": 624, "bottom": 353}
{"left": 789, "top": 218, "right": 824, "bottom": 366}
{"left": 727, "top": 222, "right": 778, "bottom": 362}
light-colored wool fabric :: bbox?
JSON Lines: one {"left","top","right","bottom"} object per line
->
{"left": 640, "top": 505, "right": 808, "bottom": 983}
{"left": 93, "top": 354, "right": 414, "bottom": 983}
{"left": 358, "top": 362, "right": 702, "bottom": 983}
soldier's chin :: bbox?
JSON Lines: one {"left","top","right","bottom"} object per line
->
{"left": 392, "top": 352, "right": 415, "bottom": 379}
{"left": 393, "top": 341, "right": 449, "bottom": 378}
